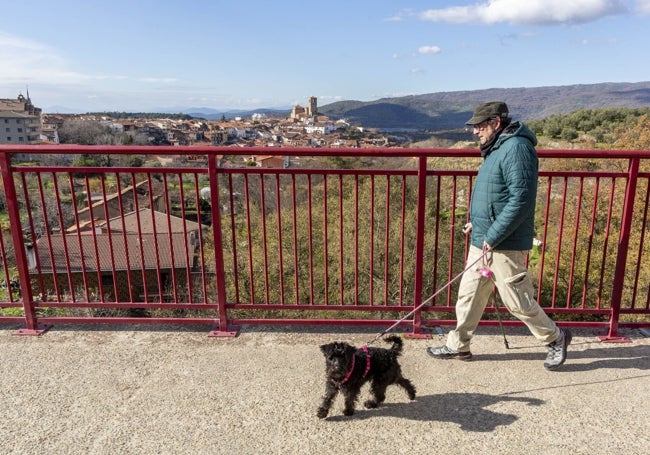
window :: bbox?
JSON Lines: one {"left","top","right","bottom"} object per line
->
{"left": 6, "top": 137, "right": 11, "bottom": 141}
{"left": 18, "top": 137, "right": 24, "bottom": 142}
{"left": 5, "top": 128, "right": 9, "bottom": 132}
{"left": 17, "top": 128, "right": 23, "bottom": 133}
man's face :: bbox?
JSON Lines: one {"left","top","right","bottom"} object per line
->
{"left": 473, "top": 117, "right": 499, "bottom": 145}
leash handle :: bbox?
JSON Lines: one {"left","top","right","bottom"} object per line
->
{"left": 366, "top": 245, "right": 492, "bottom": 345}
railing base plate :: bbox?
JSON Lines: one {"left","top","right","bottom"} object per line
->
{"left": 208, "top": 326, "right": 239, "bottom": 338}
{"left": 597, "top": 335, "right": 631, "bottom": 343}
{"left": 13, "top": 324, "right": 53, "bottom": 336}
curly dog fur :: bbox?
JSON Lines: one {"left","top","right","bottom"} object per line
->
{"left": 317, "top": 335, "right": 416, "bottom": 418}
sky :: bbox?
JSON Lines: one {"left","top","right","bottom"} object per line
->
{"left": 2, "top": 0, "right": 650, "bottom": 113}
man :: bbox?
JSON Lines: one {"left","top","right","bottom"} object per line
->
{"left": 426, "top": 101, "right": 571, "bottom": 370}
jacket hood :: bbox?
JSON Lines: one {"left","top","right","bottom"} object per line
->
{"left": 495, "top": 121, "right": 537, "bottom": 148}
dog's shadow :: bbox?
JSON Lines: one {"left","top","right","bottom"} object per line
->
{"left": 326, "top": 392, "right": 543, "bottom": 432}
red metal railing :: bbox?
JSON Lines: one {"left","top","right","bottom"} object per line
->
{"left": 0, "top": 145, "right": 649, "bottom": 338}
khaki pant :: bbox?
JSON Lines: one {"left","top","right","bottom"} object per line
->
{"left": 446, "top": 245, "right": 561, "bottom": 352}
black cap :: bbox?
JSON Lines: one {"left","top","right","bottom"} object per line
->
{"left": 465, "top": 101, "right": 509, "bottom": 125}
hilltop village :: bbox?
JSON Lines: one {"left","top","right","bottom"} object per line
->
{"left": 39, "top": 96, "right": 405, "bottom": 151}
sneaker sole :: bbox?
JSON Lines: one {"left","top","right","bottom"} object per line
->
{"left": 426, "top": 347, "right": 473, "bottom": 361}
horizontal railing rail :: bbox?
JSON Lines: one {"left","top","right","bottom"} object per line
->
{"left": 0, "top": 144, "right": 648, "bottom": 338}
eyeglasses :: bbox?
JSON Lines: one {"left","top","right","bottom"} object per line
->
{"left": 473, "top": 119, "right": 494, "bottom": 131}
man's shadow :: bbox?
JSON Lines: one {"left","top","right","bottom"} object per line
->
{"left": 475, "top": 343, "right": 650, "bottom": 372}
{"left": 327, "top": 392, "right": 543, "bottom": 432}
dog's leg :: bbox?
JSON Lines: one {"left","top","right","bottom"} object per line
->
{"left": 317, "top": 384, "right": 338, "bottom": 419}
{"left": 364, "top": 379, "right": 388, "bottom": 409}
{"left": 397, "top": 376, "right": 417, "bottom": 400}
{"left": 342, "top": 387, "right": 361, "bottom": 416}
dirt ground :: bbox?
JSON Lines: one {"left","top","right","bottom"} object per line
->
{"left": 1, "top": 323, "right": 648, "bottom": 454}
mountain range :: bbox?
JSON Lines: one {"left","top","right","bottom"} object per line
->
{"left": 316, "top": 81, "right": 650, "bottom": 131}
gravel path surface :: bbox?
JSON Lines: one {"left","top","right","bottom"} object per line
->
{"left": 1, "top": 324, "right": 648, "bottom": 454}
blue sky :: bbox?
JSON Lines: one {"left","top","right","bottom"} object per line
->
{"left": 2, "top": 0, "right": 650, "bottom": 112}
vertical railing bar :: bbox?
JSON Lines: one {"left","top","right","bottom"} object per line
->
{"left": 322, "top": 174, "right": 329, "bottom": 305}
{"left": 82, "top": 172, "right": 104, "bottom": 302}
{"left": 130, "top": 174, "right": 149, "bottom": 303}
{"left": 551, "top": 177, "right": 569, "bottom": 307}
{"left": 448, "top": 176, "right": 457, "bottom": 306}
{"left": 398, "top": 176, "right": 407, "bottom": 306}
{"left": 175, "top": 172, "right": 191, "bottom": 303}
{"left": 597, "top": 178, "right": 617, "bottom": 305}
{"left": 537, "top": 176, "right": 552, "bottom": 305}
{"left": 23, "top": 172, "right": 48, "bottom": 299}
{"left": 243, "top": 173, "right": 255, "bottom": 303}
{"left": 411, "top": 157, "right": 428, "bottom": 335}
{"left": 114, "top": 174, "right": 136, "bottom": 303}
{"left": 226, "top": 174, "right": 240, "bottom": 304}
{"left": 566, "top": 177, "right": 584, "bottom": 308}
{"left": 433, "top": 175, "right": 442, "bottom": 304}
{"left": 607, "top": 158, "right": 640, "bottom": 338}
{"left": 259, "top": 173, "right": 270, "bottom": 304}
{"left": 51, "top": 173, "right": 77, "bottom": 302}
{"left": 630, "top": 177, "right": 650, "bottom": 308}
{"left": 275, "top": 173, "right": 285, "bottom": 304}
{"left": 147, "top": 174, "right": 163, "bottom": 302}
{"left": 383, "top": 175, "right": 391, "bottom": 306}
{"left": 291, "top": 174, "right": 300, "bottom": 304}
{"left": 354, "top": 175, "right": 360, "bottom": 306}
{"left": 338, "top": 174, "right": 344, "bottom": 305}
{"left": 207, "top": 154, "right": 229, "bottom": 332}
{"left": 307, "top": 174, "right": 315, "bottom": 305}
{"left": 180, "top": 173, "right": 195, "bottom": 303}
{"left": 100, "top": 172, "right": 119, "bottom": 303}
{"left": 369, "top": 175, "right": 375, "bottom": 306}
{"left": 581, "top": 177, "right": 600, "bottom": 308}
{"left": 194, "top": 172, "right": 208, "bottom": 304}
{"left": 165, "top": 172, "right": 180, "bottom": 302}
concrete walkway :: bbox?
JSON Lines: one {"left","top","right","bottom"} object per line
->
{"left": 1, "top": 324, "right": 648, "bottom": 454}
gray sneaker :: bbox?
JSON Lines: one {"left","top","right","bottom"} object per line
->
{"left": 544, "top": 328, "right": 572, "bottom": 370}
{"left": 426, "top": 345, "right": 473, "bottom": 361}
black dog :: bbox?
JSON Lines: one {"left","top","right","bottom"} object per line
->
{"left": 317, "top": 335, "right": 416, "bottom": 418}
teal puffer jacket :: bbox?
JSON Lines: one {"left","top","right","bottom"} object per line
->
{"left": 470, "top": 121, "right": 538, "bottom": 251}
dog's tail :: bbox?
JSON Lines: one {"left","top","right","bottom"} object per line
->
{"left": 384, "top": 335, "right": 404, "bottom": 356}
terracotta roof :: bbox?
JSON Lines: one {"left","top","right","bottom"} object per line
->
{"left": 101, "top": 208, "right": 203, "bottom": 234}
{"left": 32, "top": 232, "right": 194, "bottom": 273}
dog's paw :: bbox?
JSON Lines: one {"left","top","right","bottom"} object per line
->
{"left": 316, "top": 407, "right": 329, "bottom": 419}
{"left": 363, "top": 399, "right": 378, "bottom": 409}
{"left": 343, "top": 407, "right": 355, "bottom": 416}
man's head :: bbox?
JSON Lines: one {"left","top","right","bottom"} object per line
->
{"left": 466, "top": 101, "right": 510, "bottom": 145}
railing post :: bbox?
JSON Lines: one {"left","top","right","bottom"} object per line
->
{"left": 601, "top": 157, "right": 639, "bottom": 342}
{"left": 408, "top": 156, "right": 429, "bottom": 338}
{"left": 0, "top": 152, "right": 50, "bottom": 335}
{"left": 207, "top": 154, "right": 238, "bottom": 337}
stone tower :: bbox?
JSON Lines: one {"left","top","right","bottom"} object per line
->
{"left": 308, "top": 96, "right": 317, "bottom": 117}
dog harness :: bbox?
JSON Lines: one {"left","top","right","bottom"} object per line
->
{"left": 333, "top": 345, "right": 371, "bottom": 389}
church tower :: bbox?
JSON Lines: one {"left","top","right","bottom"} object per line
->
{"left": 308, "top": 96, "right": 317, "bottom": 117}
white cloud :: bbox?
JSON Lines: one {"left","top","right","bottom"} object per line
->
{"left": 416, "top": 0, "right": 628, "bottom": 26}
{"left": 418, "top": 45, "right": 442, "bottom": 55}
{"left": 636, "top": 0, "right": 650, "bottom": 13}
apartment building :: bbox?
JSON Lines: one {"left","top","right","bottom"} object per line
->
{"left": 0, "top": 93, "right": 42, "bottom": 144}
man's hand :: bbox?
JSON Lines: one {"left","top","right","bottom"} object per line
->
{"left": 462, "top": 222, "right": 472, "bottom": 234}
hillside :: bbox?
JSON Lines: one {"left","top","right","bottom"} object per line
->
{"left": 318, "top": 81, "right": 650, "bottom": 131}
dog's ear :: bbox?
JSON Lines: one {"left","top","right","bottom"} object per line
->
{"left": 320, "top": 343, "right": 334, "bottom": 357}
